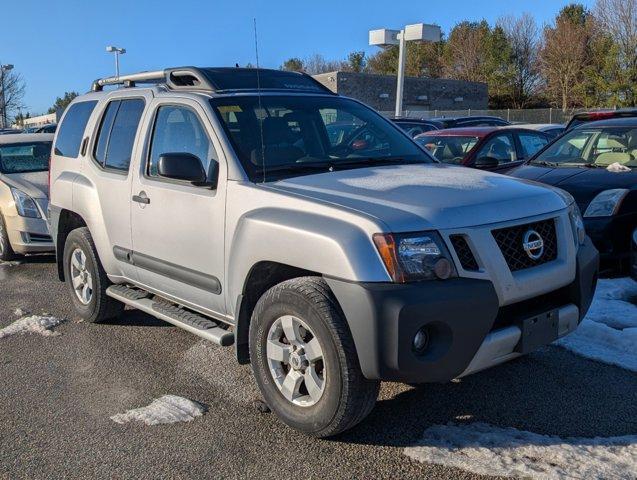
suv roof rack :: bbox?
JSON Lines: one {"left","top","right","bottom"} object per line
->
{"left": 91, "top": 67, "right": 335, "bottom": 95}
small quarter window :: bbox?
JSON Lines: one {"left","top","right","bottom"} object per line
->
{"left": 54, "top": 101, "right": 97, "bottom": 158}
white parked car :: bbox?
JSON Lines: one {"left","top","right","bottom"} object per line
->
{"left": 0, "top": 133, "right": 54, "bottom": 260}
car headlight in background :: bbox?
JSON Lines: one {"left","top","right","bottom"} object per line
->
{"left": 569, "top": 203, "right": 586, "bottom": 246}
{"left": 11, "top": 188, "right": 41, "bottom": 218}
{"left": 584, "top": 189, "right": 629, "bottom": 218}
{"left": 373, "top": 231, "right": 457, "bottom": 283}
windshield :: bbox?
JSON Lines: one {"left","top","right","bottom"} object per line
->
{"left": 210, "top": 95, "right": 433, "bottom": 181}
{"left": 0, "top": 142, "right": 51, "bottom": 174}
{"left": 415, "top": 135, "right": 480, "bottom": 164}
{"left": 532, "top": 126, "right": 637, "bottom": 168}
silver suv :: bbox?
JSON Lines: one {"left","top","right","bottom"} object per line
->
{"left": 49, "top": 67, "right": 599, "bottom": 437}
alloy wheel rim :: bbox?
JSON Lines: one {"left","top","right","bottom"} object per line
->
{"left": 266, "top": 315, "right": 326, "bottom": 407}
{"left": 70, "top": 248, "right": 93, "bottom": 305}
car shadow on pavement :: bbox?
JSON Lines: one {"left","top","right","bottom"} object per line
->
{"left": 101, "top": 309, "right": 170, "bottom": 328}
{"left": 336, "top": 346, "right": 637, "bottom": 447}
{"left": 1, "top": 254, "right": 55, "bottom": 265}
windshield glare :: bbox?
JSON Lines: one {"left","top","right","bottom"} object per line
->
{"left": 0, "top": 142, "right": 51, "bottom": 174}
{"left": 415, "top": 135, "right": 479, "bottom": 164}
{"left": 210, "top": 96, "right": 433, "bottom": 181}
{"left": 533, "top": 126, "right": 637, "bottom": 168}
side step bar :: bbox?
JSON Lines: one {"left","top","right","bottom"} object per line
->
{"left": 106, "top": 285, "right": 234, "bottom": 346}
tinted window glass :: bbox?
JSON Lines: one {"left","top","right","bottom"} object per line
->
{"left": 149, "top": 106, "right": 216, "bottom": 177}
{"left": 94, "top": 101, "right": 120, "bottom": 165}
{"left": 518, "top": 132, "right": 549, "bottom": 158}
{"left": 416, "top": 135, "right": 480, "bottom": 164}
{"left": 476, "top": 134, "right": 516, "bottom": 163}
{"left": 103, "top": 99, "right": 145, "bottom": 171}
{"left": 0, "top": 142, "right": 52, "bottom": 173}
{"left": 211, "top": 96, "right": 432, "bottom": 182}
{"left": 54, "top": 101, "right": 97, "bottom": 157}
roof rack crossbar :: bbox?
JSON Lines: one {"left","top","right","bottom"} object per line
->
{"left": 92, "top": 70, "right": 165, "bottom": 92}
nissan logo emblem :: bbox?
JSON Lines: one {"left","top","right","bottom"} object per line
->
{"left": 523, "top": 230, "right": 544, "bottom": 260}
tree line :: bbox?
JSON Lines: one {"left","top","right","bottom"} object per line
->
{"left": 281, "top": 0, "right": 637, "bottom": 111}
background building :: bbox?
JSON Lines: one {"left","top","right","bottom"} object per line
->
{"left": 313, "top": 71, "right": 488, "bottom": 114}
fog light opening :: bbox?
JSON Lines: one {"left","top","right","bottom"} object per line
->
{"left": 433, "top": 258, "right": 453, "bottom": 280}
{"left": 413, "top": 327, "right": 430, "bottom": 355}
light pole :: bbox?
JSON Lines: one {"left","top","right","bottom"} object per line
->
{"left": 369, "top": 24, "right": 441, "bottom": 117}
{"left": 106, "top": 46, "right": 126, "bottom": 78}
{"left": 0, "top": 63, "right": 14, "bottom": 129}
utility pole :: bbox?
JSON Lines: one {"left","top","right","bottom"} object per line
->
{"left": 370, "top": 24, "right": 441, "bottom": 117}
{"left": 106, "top": 46, "right": 126, "bottom": 78}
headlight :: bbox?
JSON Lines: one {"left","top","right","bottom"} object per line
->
{"left": 569, "top": 203, "right": 586, "bottom": 246}
{"left": 584, "top": 189, "right": 629, "bottom": 218}
{"left": 11, "top": 188, "right": 41, "bottom": 218}
{"left": 373, "top": 231, "right": 457, "bottom": 283}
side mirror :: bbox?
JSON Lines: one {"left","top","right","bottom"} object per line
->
{"left": 157, "top": 153, "right": 206, "bottom": 183}
{"left": 474, "top": 156, "right": 499, "bottom": 169}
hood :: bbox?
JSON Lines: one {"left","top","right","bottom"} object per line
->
{"left": 1, "top": 171, "right": 49, "bottom": 199}
{"left": 510, "top": 164, "right": 637, "bottom": 211}
{"left": 267, "top": 164, "right": 567, "bottom": 231}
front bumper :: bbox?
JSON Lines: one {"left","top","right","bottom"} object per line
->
{"left": 585, "top": 212, "right": 636, "bottom": 270}
{"left": 326, "top": 236, "right": 599, "bottom": 383}
{"left": 4, "top": 212, "right": 54, "bottom": 254}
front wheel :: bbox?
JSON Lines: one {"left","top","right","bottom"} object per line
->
{"left": 0, "top": 211, "right": 18, "bottom": 261}
{"left": 63, "top": 227, "right": 124, "bottom": 323}
{"left": 249, "top": 277, "right": 379, "bottom": 437}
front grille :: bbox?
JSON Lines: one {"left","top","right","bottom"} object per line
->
{"left": 449, "top": 235, "right": 479, "bottom": 271}
{"left": 492, "top": 219, "right": 558, "bottom": 272}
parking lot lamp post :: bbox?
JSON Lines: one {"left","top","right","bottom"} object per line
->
{"left": 0, "top": 63, "right": 14, "bottom": 129}
{"left": 369, "top": 24, "right": 441, "bottom": 117}
{"left": 106, "top": 46, "right": 126, "bottom": 78}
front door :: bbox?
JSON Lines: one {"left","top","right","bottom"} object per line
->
{"left": 130, "top": 99, "right": 227, "bottom": 316}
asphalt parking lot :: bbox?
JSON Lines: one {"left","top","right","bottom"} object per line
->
{"left": 1, "top": 257, "right": 636, "bottom": 479}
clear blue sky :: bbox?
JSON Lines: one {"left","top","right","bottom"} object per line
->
{"left": 3, "top": 0, "right": 594, "bottom": 115}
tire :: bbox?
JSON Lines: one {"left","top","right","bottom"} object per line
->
{"left": 249, "top": 276, "right": 379, "bottom": 437}
{"left": 63, "top": 227, "right": 124, "bottom": 323}
{"left": 0, "top": 211, "right": 18, "bottom": 261}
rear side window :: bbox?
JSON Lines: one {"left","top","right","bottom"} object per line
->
{"left": 93, "top": 99, "right": 145, "bottom": 171}
{"left": 54, "top": 101, "right": 98, "bottom": 158}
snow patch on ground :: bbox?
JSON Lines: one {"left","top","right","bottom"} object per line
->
{"left": 0, "top": 260, "right": 21, "bottom": 267}
{"left": 555, "top": 278, "right": 637, "bottom": 372}
{"left": 0, "top": 315, "right": 63, "bottom": 339}
{"left": 405, "top": 422, "right": 637, "bottom": 480}
{"left": 110, "top": 395, "right": 206, "bottom": 426}
{"left": 13, "top": 308, "right": 28, "bottom": 317}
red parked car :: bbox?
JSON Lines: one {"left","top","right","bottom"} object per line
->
{"left": 414, "top": 126, "right": 551, "bottom": 173}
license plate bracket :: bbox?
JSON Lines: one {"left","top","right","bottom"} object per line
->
{"left": 514, "top": 309, "right": 559, "bottom": 354}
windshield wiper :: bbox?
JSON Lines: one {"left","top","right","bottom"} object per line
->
{"left": 580, "top": 163, "right": 602, "bottom": 168}
{"left": 530, "top": 160, "right": 559, "bottom": 167}
{"left": 332, "top": 157, "right": 425, "bottom": 168}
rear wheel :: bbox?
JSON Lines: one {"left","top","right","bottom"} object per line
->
{"left": 249, "top": 277, "right": 379, "bottom": 437}
{"left": 63, "top": 227, "right": 124, "bottom": 323}
{"left": 0, "top": 211, "right": 18, "bottom": 261}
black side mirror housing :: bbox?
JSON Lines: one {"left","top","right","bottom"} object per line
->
{"left": 474, "top": 156, "right": 500, "bottom": 169}
{"left": 157, "top": 153, "right": 207, "bottom": 183}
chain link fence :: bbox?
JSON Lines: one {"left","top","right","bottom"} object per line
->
{"left": 380, "top": 108, "right": 615, "bottom": 125}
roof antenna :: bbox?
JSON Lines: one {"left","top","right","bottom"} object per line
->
{"left": 254, "top": 18, "right": 266, "bottom": 183}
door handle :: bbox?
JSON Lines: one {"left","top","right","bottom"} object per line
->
{"left": 132, "top": 192, "right": 150, "bottom": 205}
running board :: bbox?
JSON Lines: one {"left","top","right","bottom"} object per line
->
{"left": 106, "top": 285, "right": 234, "bottom": 346}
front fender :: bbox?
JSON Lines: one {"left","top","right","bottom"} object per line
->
{"left": 226, "top": 207, "right": 390, "bottom": 316}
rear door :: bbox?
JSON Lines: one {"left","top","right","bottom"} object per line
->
{"left": 85, "top": 94, "right": 149, "bottom": 282}
{"left": 130, "top": 98, "right": 227, "bottom": 316}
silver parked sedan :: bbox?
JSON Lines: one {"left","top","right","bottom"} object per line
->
{"left": 0, "top": 133, "right": 54, "bottom": 260}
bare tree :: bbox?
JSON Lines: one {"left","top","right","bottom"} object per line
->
{"left": 498, "top": 13, "right": 541, "bottom": 107}
{"left": 0, "top": 69, "right": 26, "bottom": 127}
{"left": 444, "top": 21, "right": 490, "bottom": 82}
{"left": 303, "top": 54, "right": 345, "bottom": 75}
{"left": 595, "top": 0, "right": 637, "bottom": 103}
{"left": 540, "top": 13, "right": 590, "bottom": 110}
